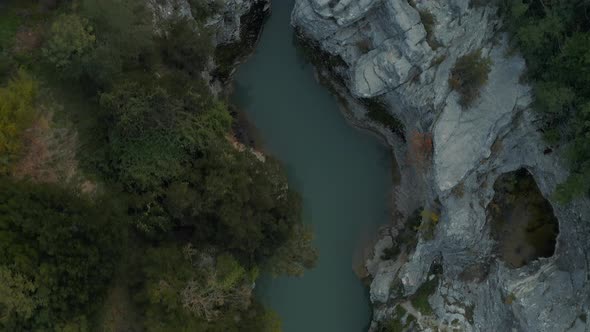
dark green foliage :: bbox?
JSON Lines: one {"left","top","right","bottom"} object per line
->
{"left": 501, "top": 0, "right": 590, "bottom": 200}
{"left": 78, "top": 0, "right": 155, "bottom": 88}
{"left": 157, "top": 17, "right": 213, "bottom": 76}
{"left": 96, "top": 76, "right": 301, "bottom": 264}
{"left": 379, "top": 305, "right": 416, "bottom": 332}
{"left": 0, "top": 178, "right": 123, "bottom": 330}
{"left": 42, "top": 13, "right": 96, "bottom": 78}
{"left": 448, "top": 50, "right": 492, "bottom": 108}
{"left": 266, "top": 223, "right": 318, "bottom": 276}
{"left": 0, "top": 6, "right": 22, "bottom": 52}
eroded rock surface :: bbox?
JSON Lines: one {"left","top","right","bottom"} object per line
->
{"left": 150, "top": 0, "right": 269, "bottom": 46}
{"left": 292, "top": 0, "right": 590, "bottom": 331}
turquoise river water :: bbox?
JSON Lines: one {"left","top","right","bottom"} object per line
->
{"left": 233, "top": 1, "right": 392, "bottom": 331}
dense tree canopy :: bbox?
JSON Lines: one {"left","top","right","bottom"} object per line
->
{"left": 501, "top": 0, "right": 590, "bottom": 201}
{"left": 0, "top": 0, "right": 317, "bottom": 330}
{"left": 0, "top": 178, "right": 123, "bottom": 330}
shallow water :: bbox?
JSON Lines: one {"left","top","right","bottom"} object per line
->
{"left": 233, "top": 1, "right": 392, "bottom": 331}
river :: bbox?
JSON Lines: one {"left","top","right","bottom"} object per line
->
{"left": 232, "top": 1, "right": 392, "bottom": 331}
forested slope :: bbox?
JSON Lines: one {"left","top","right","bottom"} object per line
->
{"left": 0, "top": 0, "right": 316, "bottom": 330}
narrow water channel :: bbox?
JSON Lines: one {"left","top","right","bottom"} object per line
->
{"left": 233, "top": 1, "right": 392, "bottom": 331}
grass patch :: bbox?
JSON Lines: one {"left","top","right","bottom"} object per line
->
{"left": 0, "top": 5, "right": 22, "bottom": 52}
{"left": 449, "top": 50, "right": 492, "bottom": 108}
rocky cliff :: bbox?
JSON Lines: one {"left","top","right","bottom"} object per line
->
{"left": 292, "top": 0, "right": 590, "bottom": 331}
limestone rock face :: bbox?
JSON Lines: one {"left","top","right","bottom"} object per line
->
{"left": 150, "top": 0, "right": 270, "bottom": 47}
{"left": 292, "top": 0, "right": 590, "bottom": 331}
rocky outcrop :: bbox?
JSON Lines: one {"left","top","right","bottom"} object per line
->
{"left": 150, "top": 0, "right": 270, "bottom": 85}
{"left": 292, "top": 0, "right": 590, "bottom": 331}
{"left": 150, "top": 0, "right": 269, "bottom": 45}
{"left": 205, "top": 0, "right": 271, "bottom": 47}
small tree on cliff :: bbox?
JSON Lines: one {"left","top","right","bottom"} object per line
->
{"left": 449, "top": 50, "right": 492, "bottom": 108}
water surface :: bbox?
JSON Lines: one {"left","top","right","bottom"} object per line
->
{"left": 233, "top": 2, "right": 392, "bottom": 331}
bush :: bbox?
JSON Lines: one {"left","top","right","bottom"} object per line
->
{"left": 449, "top": 50, "right": 492, "bottom": 108}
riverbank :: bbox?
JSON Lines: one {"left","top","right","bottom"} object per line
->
{"left": 232, "top": 1, "right": 393, "bottom": 330}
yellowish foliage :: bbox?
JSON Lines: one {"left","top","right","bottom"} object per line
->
{"left": 0, "top": 70, "right": 37, "bottom": 173}
{"left": 420, "top": 210, "right": 440, "bottom": 224}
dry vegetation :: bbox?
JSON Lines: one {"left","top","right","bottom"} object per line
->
{"left": 448, "top": 50, "right": 492, "bottom": 108}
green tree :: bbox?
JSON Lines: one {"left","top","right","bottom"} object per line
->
{"left": 0, "top": 178, "right": 123, "bottom": 329}
{"left": 266, "top": 223, "right": 318, "bottom": 277}
{"left": 43, "top": 14, "right": 96, "bottom": 77}
{"left": 80, "top": 0, "right": 155, "bottom": 87}
{"left": 448, "top": 50, "right": 492, "bottom": 108}
{"left": 0, "top": 266, "right": 38, "bottom": 324}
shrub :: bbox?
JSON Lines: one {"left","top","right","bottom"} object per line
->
{"left": 449, "top": 50, "right": 492, "bottom": 108}
{"left": 410, "top": 275, "right": 439, "bottom": 315}
{"left": 419, "top": 10, "right": 441, "bottom": 50}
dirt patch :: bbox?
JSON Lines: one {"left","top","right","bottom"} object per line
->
{"left": 488, "top": 168, "right": 559, "bottom": 268}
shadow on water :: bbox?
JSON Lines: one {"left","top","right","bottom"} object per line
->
{"left": 232, "top": 1, "right": 392, "bottom": 331}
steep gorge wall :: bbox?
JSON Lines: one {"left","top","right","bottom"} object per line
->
{"left": 151, "top": 0, "right": 270, "bottom": 83}
{"left": 292, "top": 0, "right": 590, "bottom": 331}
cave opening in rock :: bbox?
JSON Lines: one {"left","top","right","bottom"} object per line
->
{"left": 488, "top": 168, "right": 559, "bottom": 268}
